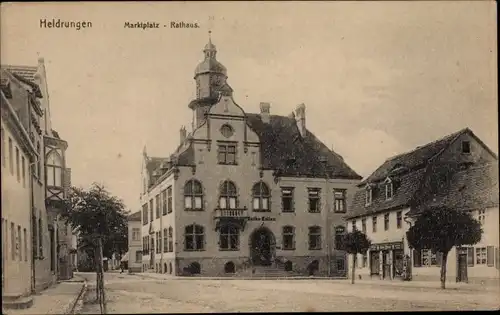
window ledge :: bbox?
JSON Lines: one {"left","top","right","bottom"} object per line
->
{"left": 253, "top": 210, "right": 271, "bottom": 213}
{"left": 334, "top": 210, "right": 347, "bottom": 214}
{"left": 282, "top": 211, "right": 295, "bottom": 214}
{"left": 308, "top": 248, "right": 322, "bottom": 251}
{"left": 308, "top": 211, "right": 321, "bottom": 214}
{"left": 281, "top": 248, "right": 296, "bottom": 251}
{"left": 184, "top": 249, "right": 205, "bottom": 252}
{"left": 218, "top": 163, "right": 239, "bottom": 166}
{"left": 184, "top": 209, "right": 205, "bottom": 212}
{"left": 219, "top": 248, "right": 239, "bottom": 252}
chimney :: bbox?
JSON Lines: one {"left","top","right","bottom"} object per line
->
{"left": 260, "top": 102, "right": 271, "bottom": 123}
{"left": 295, "top": 103, "right": 306, "bottom": 137}
{"left": 180, "top": 126, "right": 187, "bottom": 145}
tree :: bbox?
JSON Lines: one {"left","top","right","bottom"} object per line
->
{"left": 406, "top": 206, "right": 482, "bottom": 289}
{"left": 60, "top": 183, "right": 129, "bottom": 308}
{"left": 343, "top": 230, "right": 371, "bottom": 284}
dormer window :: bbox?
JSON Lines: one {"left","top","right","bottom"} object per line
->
{"left": 365, "top": 185, "right": 373, "bottom": 206}
{"left": 385, "top": 178, "right": 394, "bottom": 200}
{"left": 461, "top": 141, "right": 471, "bottom": 154}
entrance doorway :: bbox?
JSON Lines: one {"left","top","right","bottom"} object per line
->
{"left": 250, "top": 227, "right": 275, "bottom": 266}
{"left": 382, "top": 250, "right": 391, "bottom": 279}
{"left": 370, "top": 251, "right": 380, "bottom": 276}
{"left": 457, "top": 253, "right": 468, "bottom": 283}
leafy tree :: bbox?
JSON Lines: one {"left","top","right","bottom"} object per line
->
{"left": 343, "top": 230, "right": 371, "bottom": 284}
{"left": 406, "top": 206, "right": 482, "bottom": 289}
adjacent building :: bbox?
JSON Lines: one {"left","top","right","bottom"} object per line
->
{"left": 1, "top": 58, "right": 74, "bottom": 308}
{"left": 346, "top": 128, "right": 499, "bottom": 285}
{"left": 139, "top": 36, "right": 362, "bottom": 277}
{"left": 127, "top": 211, "right": 142, "bottom": 273}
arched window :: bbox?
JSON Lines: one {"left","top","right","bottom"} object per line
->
{"left": 252, "top": 182, "right": 270, "bottom": 212}
{"left": 365, "top": 185, "right": 373, "bottom": 206}
{"left": 219, "top": 181, "right": 237, "bottom": 209}
{"left": 308, "top": 226, "right": 322, "bottom": 250}
{"left": 46, "top": 151, "right": 63, "bottom": 187}
{"left": 335, "top": 226, "right": 346, "bottom": 250}
{"left": 282, "top": 226, "right": 295, "bottom": 250}
{"left": 168, "top": 227, "right": 173, "bottom": 252}
{"left": 219, "top": 225, "right": 239, "bottom": 250}
{"left": 184, "top": 224, "right": 204, "bottom": 251}
{"left": 184, "top": 180, "right": 203, "bottom": 210}
{"left": 385, "top": 178, "right": 394, "bottom": 200}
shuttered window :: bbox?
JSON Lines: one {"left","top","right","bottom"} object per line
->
{"left": 467, "top": 247, "right": 474, "bottom": 267}
{"left": 487, "top": 246, "right": 494, "bottom": 267}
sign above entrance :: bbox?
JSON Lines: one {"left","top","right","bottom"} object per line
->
{"left": 248, "top": 216, "right": 276, "bottom": 222}
{"left": 370, "top": 242, "right": 403, "bottom": 251}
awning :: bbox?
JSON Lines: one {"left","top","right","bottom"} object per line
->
{"left": 120, "top": 252, "right": 129, "bottom": 262}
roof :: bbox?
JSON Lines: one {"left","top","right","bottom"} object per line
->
{"left": 128, "top": 211, "right": 141, "bottom": 221}
{"left": 246, "top": 114, "right": 362, "bottom": 179}
{"left": 1, "top": 65, "right": 38, "bottom": 83}
{"left": 348, "top": 167, "right": 427, "bottom": 219}
{"left": 361, "top": 128, "right": 467, "bottom": 184}
{"left": 409, "top": 162, "right": 499, "bottom": 216}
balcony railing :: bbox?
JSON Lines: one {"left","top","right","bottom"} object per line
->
{"left": 214, "top": 208, "right": 249, "bottom": 219}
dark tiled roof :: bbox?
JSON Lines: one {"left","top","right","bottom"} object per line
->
{"left": 409, "top": 162, "right": 499, "bottom": 215}
{"left": 362, "top": 128, "right": 467, "bottom": 184}
{"left": 128, "top": 211, "right": 142, "bottom": 221}
{"left": 246, "top": 113, "right": 362, "bottom": 180}
{"left": 347, "top": 167, "right": 427, "bottom": 219}
{"left": 147, "top": 157, "right": 169, "bottom": 174}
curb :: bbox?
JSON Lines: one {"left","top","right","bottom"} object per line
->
{"left": 132, "top": 273, "right": 348, "bottom": 281}
{"left": 63, "top": 280, "right": 87, "bottom": 315}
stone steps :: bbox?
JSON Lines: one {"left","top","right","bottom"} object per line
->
{"left": 2, "top": 295, "right": 34, "bottom": 310}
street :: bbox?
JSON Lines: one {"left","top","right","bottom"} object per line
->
{"left": 78, "top": 272, "right": 499, "bottom": 313}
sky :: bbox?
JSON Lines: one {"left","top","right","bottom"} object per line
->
{"left": 1, "top": 1, "right": 497, "bottom": 212}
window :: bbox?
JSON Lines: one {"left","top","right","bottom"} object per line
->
{"left": 372, "top": 216, "right": 377, "bottom": 233}
{"left": 167, "top": 186, "right": 172, "bottom": 213}
{"left": 414, "top": 249, "right": 441, "bottom": 267}
{"left": 38, "top": 217, "right": 43, "bottom": 257}
{"left": 476, "top": 247, "right": 487, "bottom": 265}
{"left": 142, "top": 204, "right": 148, "bottom": 226}
{"left": 15, "top": 147, "right": 20, "bottom": 182}
{"left": 17, "top": 225, "right": 21, "bottom": 261}
{"left": 384, "top": 213, "right": 389, "bottom": 231}
{"left": 8, "top": 138, "right": 13, "bottom": 174}
{"left": 21, "top": 156, "right": 26, "bottom": 187}
{"left": 308, "top": 226, "right": 322, "bottom": 250}
{"left": 220, "top": 124, "right": 234, "bottom": 138}
{"left": 149, "top": 200, "right": 154, "bottom": 222}
{"left": 361, "top": 218, "right": 366, "bottom": 233}
{"left": 252, "top": 182, "right": 270, "bottom": 212}
{"left": 155, "top": 195, "right": 160, "bottom": 219}
{"left": 132, "top": 228, "right": 140, "bottom": 241}
{"left": 281, "top": 188, "right": 294, "bottom": 212}
{"left": 396, "top": 211, "right": 402, "bottom": 229}
{"left": 467, "top": 247, "right": 474, "bottom": 267}
{"left": 135, "top": 251, "right": 142, "bottom": 263}
{"left": 478, "top": 209, "right": 485, "bottom": 225}
{"left": 155, "top": 232, "right": 160, "bottom": 254}
{"left": 168, "top": 227, "right": 173, "bottom": 252}
{"left": 308, "top": 188, "right": 321, "bottom": 213}
{"left": 362, "top": 253, "right": 368, "bottom": 268}
{"left": 217, "top": 144, "right": 236, "bottom": 165}
{"left": 219, "top": 225, "right": 239, "bottom": 251}
{"left": 36, "top": 142, "right": 41, "bottom": 178}
{"left": 461, "top": 140, "right": 471, "bottom": 154}
{"left": 11, "top": 222, "right": 15, "bottom": 259}
{"left": 219, "top": 181, "right": 238, "bottom": 209}
{"left": 163, "top": 228, "right": 168, "bottom": 252}
{"left": 184, "top": 180, "right": 203, "bottom": 210}
{"left": 365, "top": 187, "right": 373, "bottom": 206}
{"left": 351, "top": 220, "right": 357, "bottom": 231}
{"left": 23, "top": 228, "right": 27, "bottom": 262}
{"left": 184, "top": 224, "right": 204, "bottom": 251}
{"left": 282, "top": 226, "right": 295, "bottom": 250}
{"left": 161, "top": 190, "right": 167, "bottom": 215}
{"left": 333, "top": 189, "right": 346, "bottom": 212}
{"left": 1, "top": 127, "right": 4, "bottom": 167}
{"left": 385, "top": 179, "right": 393, "bottom": 200}
{"left": 46, "top": 151, "right": 63, "bottom": 187}
{"left": 334, "top": 226, "right": 345, "bottom": 250}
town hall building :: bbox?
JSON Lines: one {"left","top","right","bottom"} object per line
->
{"left": 138, "top": 35, "right": 363, "bottom": 277}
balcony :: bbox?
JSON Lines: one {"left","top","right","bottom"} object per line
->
{"left": 214, "top": 207, "right": 249, "bottom": 231}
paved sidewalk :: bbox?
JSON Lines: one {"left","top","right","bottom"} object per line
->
{"left": 131, "top": 272, "right": 499, "bottom": 292}
{"left": 4, "top": 276, "right": 86, "bottom": 315}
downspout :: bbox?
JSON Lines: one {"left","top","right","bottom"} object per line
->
{"left": 403, "top": 215, "right": 413, "bottom": 281}
{"left": 29, "top": 160, "right": 38, "bottom": 293}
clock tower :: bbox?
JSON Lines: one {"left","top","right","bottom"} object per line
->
{"left": 190, "top": 32, "right": 232, "bottom": 128}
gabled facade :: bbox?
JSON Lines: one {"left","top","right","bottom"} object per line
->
{"left": 127, "top": 211, "right": 142, "bottom": 273}
{"left": 139, "top": 36, "right": 362, "bottom": 277}
{"left": 2, "top": 58, "right": 74, "bottom": 297}
{"left": 346, "top": 128, "right": 499, "bottom": 284}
